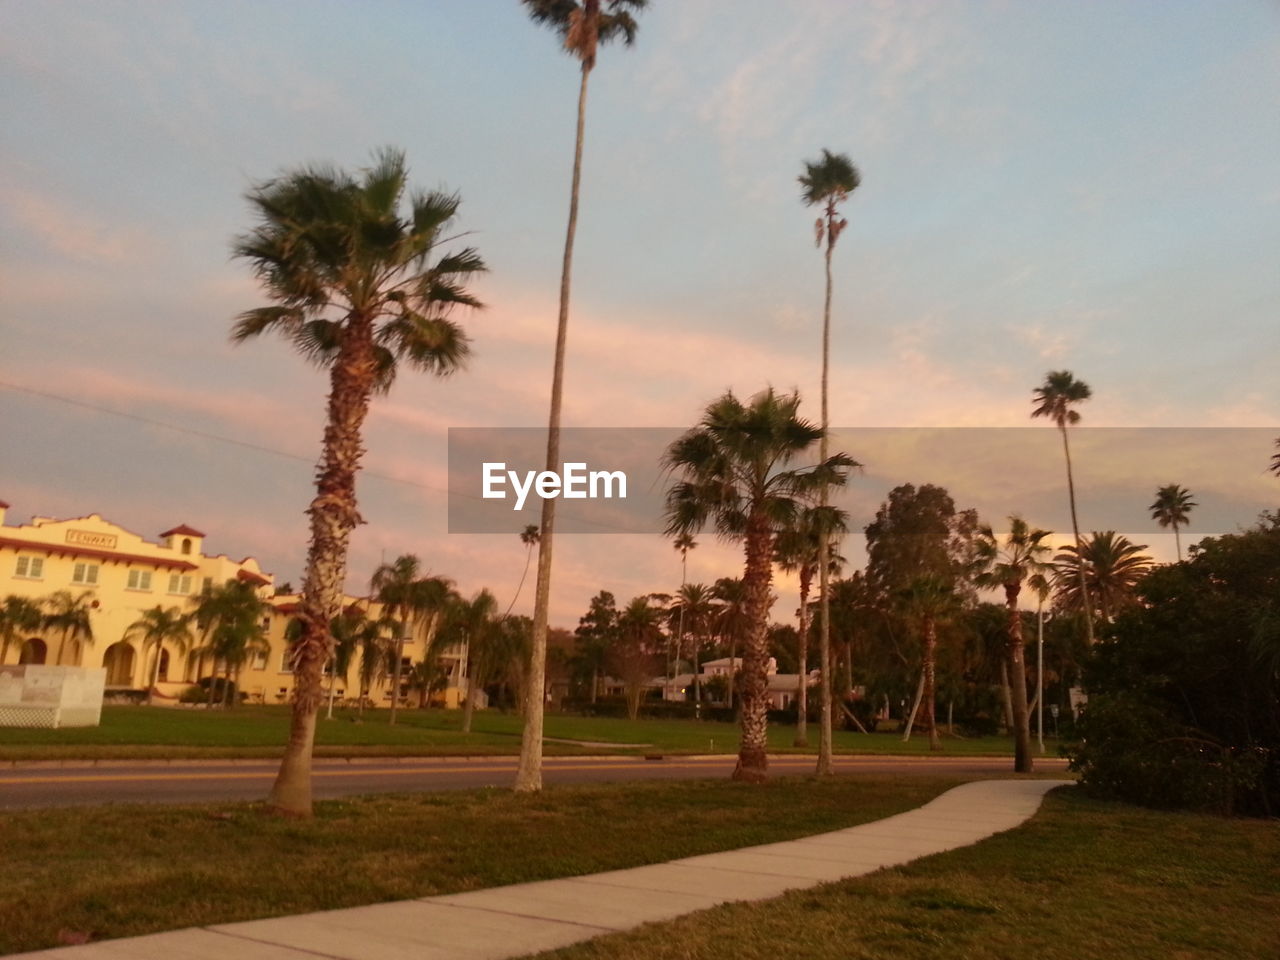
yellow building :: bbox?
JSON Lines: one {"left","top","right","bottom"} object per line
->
{"left": 0, "top": 500, "right": 474, "bottom": 709}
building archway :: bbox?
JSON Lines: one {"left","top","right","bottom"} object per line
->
{"left": 102, "top": 642, "right": 136, "bottom": 687}
{"left": 18, "top": 638, "right": 46, "bottom": 665}
{"left": 157, "top": 648, "right": 171, "bottom": 682}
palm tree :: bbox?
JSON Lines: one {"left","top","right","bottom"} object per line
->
{"left": 1149, "top": 484, "right": 1196, "bottom": 561}
{"left": 0, "top": 595, "right": 43, "bottom": 665}
{"left": 774, "top": 505, "right": 848, "bottom": 747}
{"left": 1271, "top": 438, "right": 1280, "bottom": 478}
{"left": 897, "top": 576, "right": 960, "bottom": 751}
{"left": 42, "top": 590, "right": 95, "bottom": 666}
{"left": 326, "top": 607, "right": 366, "bottom": 718}
{"left": 670, "top": 533, "right": 696, "bottom": 676}
{"left": 615, "top": 595, "right": 664, "bottom": 719}
{"left": 231, "top": 148, "right": 485, "bottom": 814}
{"left": 445, "top": 590, "right": 499, "bottom": 734}
{"left": 371, "top": 556, "right": 453, "bottom": 726}
{"left": 516, "top": 0, "right": 649, "bottom": 795}
{"left": 799, "top": 148, "right": 861, "bottom": 775}
{"left": 503, "top": 525, "right": 541, "bottom": 618}
{"left": 1052, "top": 531, "right": 1153, "bottom": 623}
{"left": 665, "top": 388, "right": 856, "bottom": 782}
{"left": 670, "top": 582, "right": 715, "bottom": 703}
{"left": 193, "top": 581, "right": 269, "bottom": 707}
{"left": 1031, "top": 370, "right": 1095, "bottom": 645}
{"left": 710, "top": 577, "right": 748, "bottom": 708}
{"left": 974, "top": 516, "right": 1053, "bottom": 773}
{"left": 124, "top": 606, "right": 196, "bottom": 706}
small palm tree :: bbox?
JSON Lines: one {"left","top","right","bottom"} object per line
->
{"left": 194, "top": 582, "right": 269, "bottom": 708}
{"left": 974, "top": 516, "right": 1054, "bottom": 773}
{"left": 444, "top": 590, "right": 500, "bottom": 733}
{"left": 665, "top": 388, "right": 856, "bottom": 782}
{"left": 669, "top": 533, "right": 696, "bottom": 673}
{"left": 0, "top": 595, "right": 44, "bottom": 665}
{"left": 1150, "top": 484, "right": 1196, "bottom": 561}
{"left": 325, "top": 607, "right": 366, "bottom": 718}
{"left": 799, "top": 147, "right": 861, "bottom": 775}
{"left": 1052, "top": 531, "right": 1153, "bottom": 623}
{"left": 670, "top": 582, "right": 715, "bottom": 703}
{"left": 1031, "top": 370, "right": 1095, "bottom": 645}
{"left": 774, "top": 505, "right": 848, "bottom": 747}
{"left": 517, "top": 0, "right": 650, "bottom": 795}
{"left": 615, "top": 595, "right": 664, "bottom": 720}
{"left": 232, "top": 148, "right": 485, "bottom": 815}
{"left": 371, "top": 556, "right": 453, "bottom": 726}
{"left": 124, "top": 606, "right": 196, "bottom": 705}
{"left": 897, "top": 576, "right": 960, "bottom": 752}
{"left": 710, "top": 577, "right": 748, "bottom": 708}
{"left": 42, "top": 590, "right": 95, "bottom": 666}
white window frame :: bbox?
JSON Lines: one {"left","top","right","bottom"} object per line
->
{"left": 167, "top": 573, "right": 193, "bottom": 595}
{"left": 71, "top": 562, "right": 99, "bottom": 586}
{"left": 14, "top": 555, "right": 44, "bottom": 579}
{"left": 127, "top": 569, "right": 153, "bottom": 591}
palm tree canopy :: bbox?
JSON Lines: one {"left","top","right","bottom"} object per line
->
{"left": 974, "top": 516, "right": 1055, "bottom": 591}
{"left": 1030, "top": 370, "right": 1092, "bottom": 428}
{"left": 42, "top": 590, "right": 95, "bottom": 638}
{"left": 799, "top": 149, "right": 861, "bottom": 207}
{"left": 520, "top": 524, "right": 541, "bottom": 547}
{"left": 1270, "top": 437, "right": 1280, "bottom": 478}
{"left": 231, "top": 148, "right": 485, "bottom": 394}
{"left": 1150, "top": 484, "right": 1197, "bottom": 528}
{"left": 522, "top": 0, "right": 648, "bottom": 69}
{"left": 0, "top": 595, "right": 43, "bottom": 637}
{"left": 774, "top": 504, "right": 849, "bottom": 575}
{"left": 124, "top": 606, "right": 195, "bottom": 653}
{"left": 664, "top": 388, "right": 858, "bottom": 542}
{"left": 1052, "top": 531, "right": 1154, "bottom": 617}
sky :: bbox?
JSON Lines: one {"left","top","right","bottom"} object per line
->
{"left": 1, "top": 0, "right": 1278, "bottom": 626}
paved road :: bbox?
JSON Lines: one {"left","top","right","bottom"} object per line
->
{"left": 0, "top": 754, "right": 1069, "bottom": 809}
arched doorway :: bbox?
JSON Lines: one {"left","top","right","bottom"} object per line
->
{"left": 18, "top": 638, "right": 46, "bottom": 665}
{"left": 102, "top": 642, "right": 136, "bottom": 687}
{"left": 157, "top": 649, "right": 171, "bottom": 682}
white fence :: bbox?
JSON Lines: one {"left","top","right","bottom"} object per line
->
{"left": 0, "top": 665, "right": 106, "bottom": 728}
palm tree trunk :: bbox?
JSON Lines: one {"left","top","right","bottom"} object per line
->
{"left": 268, "top": 317, "right": 377, "bottom": 817}
{"left": 1059, "top": 426, "right": 1095, "bottom": 645}
{"left": 999, "top": 661, "right": 1013, "bottom": 730}
{"left": 734, "top": 515, "right": 774, "bottom": 783}
{"left": 462, "top": 645, "right": 476, "bottom": 734}
{"left": 388, "top": 635, "right": 404, "bottom": 725}
{"left": 793, "top": 566, "right": 812, "bottom": 747}
{"left": 1174, "top": 523, "right": 1182, "bottom": 562}
{"left": 517, "top": 63, "right": 592, "bottom": 795}
{"left": 1004, "top": 584, "right": 1034, "bottom": 773}
{"left": 816, "top": 227, "right": 836, "bottom": 776}
{"left": 901, "top": 668, "right": 925, "bottom": 741}
{"left": 146, "top": 642, "right": 160, "bottom": 707}
{"left": 923, "top": 616, "right": 941, "bottom": 751}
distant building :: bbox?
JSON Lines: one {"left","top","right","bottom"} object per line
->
{"left": 659, "top": 656, "right": 817, "bottom": 711}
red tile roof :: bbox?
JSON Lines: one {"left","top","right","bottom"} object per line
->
{"left": 0, "top": 536, "right": 199, "bottom": 571}
{"left": 159, "top": 524, "right": 206, "bottom": 538}
{"left": 237, "top": 568, "right": 271, "bottom": 587}
{"left": 0, "top": 500, "right": 9, "bottom": 509}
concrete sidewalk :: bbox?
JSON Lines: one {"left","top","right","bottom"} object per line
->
{"left": 14, "top": 779, "right": 1070, "bottom": 960}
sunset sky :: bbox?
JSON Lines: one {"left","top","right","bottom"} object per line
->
{"left": 2, "top": 1, "right": 1277, "bottom": 625}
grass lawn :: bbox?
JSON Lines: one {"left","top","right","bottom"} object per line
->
{"left": 0, "top": 705, "right": 1038, "bottom": 761}
{"left": 529, "top": 788, "right": 1280, "bottom": 960}
{"left": 0, "top": 773, "right": 990, "bottom": 955}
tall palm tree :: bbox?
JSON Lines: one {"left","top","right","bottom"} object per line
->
{"left": 1052, "top": 531, "right": 1153, "bottom": 623}
{"left": 232, "top": 148, "right": 485, "bottom": 815}
{"left": 1149, "top": 484, "right": 1196, "bottom": 561}
{"left": 774, "top": 505, "right": 848, "bottom": 747}
{"left": 974, "top": 516, "right": 1053, "bottom": 773}
{"left": 503, "top": 525, "right": 541, "bottom": 618}
{"left": 517, "top": 0, "right": 650, "bottom": 794}
{"left": 0, "top": 595, "right": 43, "bottom": 665}
{"left": 1031, "top": 370, "right": 1095, "bottom": 645}
{"left": 670, "top": 582, "right": 715, "bottom": 703}
{"left": 897, "top": 576, "right": 960, "bottom": 752}
{"left": 42, "top": 590, "right": 95, "bottom": 666}
{"left": 665, "top": 388, "right": 856, "bottom": 782}
{"left": 799, "top": 148, "right": 860, "bottom": 775}
{"left": 670, "top": 533, "right": 696, "bottom": 676}
{"left": 124, "top": 606, "right": 196, "bottom": 706}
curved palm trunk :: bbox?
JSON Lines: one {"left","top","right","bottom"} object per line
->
{"left": 734, "top": 515, "right": 775, "bottom": 783}
{"left": 1059, "top": 426, "right": 1095, "bottom": 645}
{"left": 922, "top": 615, "right": 941, "bottom": 751}
{"left": 1003, "top": 583, "right": 1034, "bottom": 773}
{"left": 462, "top": 636, "right": 477, "bottom": 733}
{"left": 816, "top": 221, "right": 836, "bottom": 776}
{"left": 269, "top": 318, "right": 377, "bottom": 817}
{"left": 504, "top": 546, "right": 535, "bottom": 619}
{"left": 388, "top": 633, "right": 404, "bottom": 725}
{"left": 146, "top": 642, "right": 161, "bottom": 707}
{"left": 793, "top": 565, "right": 812, "bottom": 747}
{"left": 517, "top": 63, "right": 592, "bottom": 795}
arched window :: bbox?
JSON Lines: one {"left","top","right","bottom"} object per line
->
{"left": 181, "top": 538, "right": 192, "bottom": 555}
{"left": 19, "top": 638, "right": 46, "bottom": 665}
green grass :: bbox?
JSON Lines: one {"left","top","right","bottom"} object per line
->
{"left": 0, "top": 773, "right": 990, "bottom": 955}
{"left": 529, "top": 788, "right": 1280, "bottom": 960}
{"left": 0, "top": 705, "right": 1036, "bottom": 761}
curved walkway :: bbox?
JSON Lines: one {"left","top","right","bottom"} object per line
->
{"left": 14, "top": 779, "right": 1071, "bottom": 960}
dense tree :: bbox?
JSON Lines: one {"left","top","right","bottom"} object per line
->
{"left": 1150, "top": 484, "right": 1196, "bottom": 561}
{"left": 974, "top": 516, "right": 1053, "bottom": 773}
{"left": 799, "top": 147, "right": 861, "bottom": 776}
{"left": 1069, "top": 514, "right": 1280, "bottom": 815}
{"left": 1031, "top": 370, "right": 1095, "bottom": 645}
{"left": 1052, "top": 531, "right": 1153, "bottom": 623}
{"left": 232, "top": 148, "right": 485, "bottom": 815}
{"left": 124, "top": 606, "right": 195, "bottom": 706}
{"left": 665, "top": 388, "right": 855, "bottom": 782}
{"left": 517, "top": 0, "right": 650, "bottom": 794}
